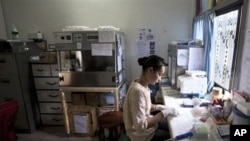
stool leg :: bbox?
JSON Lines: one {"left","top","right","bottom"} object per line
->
{"left": 114, "top": 127, "right": 119, "bottom": 141}
{"left": 109, "top": 128, "right": 113, "bottom": 141}
{"left": 99, "top": 127, "right": 105, "bottom": 141}
{"left": 122, "top": 123, "right": 126, "bottom": 134}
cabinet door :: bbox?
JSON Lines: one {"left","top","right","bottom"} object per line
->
{"left": 0, "top": 74, "right": 22, "bottom": 93}
{"left": 0, "top": 54, "right": 18, "bottom": 74}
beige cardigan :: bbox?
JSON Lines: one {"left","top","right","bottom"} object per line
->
{"left": 123, "top": 80, "right": 157, "bottom": 141}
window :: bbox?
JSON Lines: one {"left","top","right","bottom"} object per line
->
{"left": 213, "top": 9, "right": 240, "bottom": 90}
{"left": 193, "top": 0, "right": 246, "bottom": 92}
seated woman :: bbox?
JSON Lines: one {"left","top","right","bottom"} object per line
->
{"left": 123, "top": 55, "right": 179, "bottom": 141}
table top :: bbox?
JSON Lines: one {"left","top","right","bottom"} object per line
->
{"left": 162, "top": 94, "right": 229, "bottom": 141}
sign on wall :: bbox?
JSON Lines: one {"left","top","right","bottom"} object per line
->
{"left": 135, "top": 28, "right": 159, "bottom": 57}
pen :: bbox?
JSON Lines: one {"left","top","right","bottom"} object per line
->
{"left": 165, "top": 131, "right": 193, "bottom": 141}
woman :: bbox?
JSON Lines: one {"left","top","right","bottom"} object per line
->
{"left": 123, "top": 55, "right": 179, "bottom": 141}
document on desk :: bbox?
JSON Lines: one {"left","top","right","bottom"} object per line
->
{"left": 163, "top": 96, "right": 228, "bottom": 141}
{"left": 164, "top": 96, "right": 194, "bottom": 137}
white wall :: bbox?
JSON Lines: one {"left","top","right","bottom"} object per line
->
{"left": 0, "top": 0, "right": 7, "bottom": 39}
{"left": 1, "top": 0, "right": 195, "bottom": 81}
{"left": 245, "top": 1, "right": 250, "bottom": 27}
{"left": 238, "top": 0, "right": 250, "bottom": 94}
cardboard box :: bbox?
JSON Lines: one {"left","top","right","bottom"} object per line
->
{"left": 68, "top": 105, "right": 97, "bottom": 136}
{"left": 71, "top": 92, "right": 86, "bottom": 105}
{"left": 85, "top": 92, "right": 100, "bottom": 106}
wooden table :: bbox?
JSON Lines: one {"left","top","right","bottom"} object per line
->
{"left": 60, "top": 82, "right": 125, "bottom": 135}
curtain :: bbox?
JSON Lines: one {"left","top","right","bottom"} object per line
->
{"left": 193, "top": 11, "right": 215, "bottom": 92}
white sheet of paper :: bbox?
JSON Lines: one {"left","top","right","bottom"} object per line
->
{"left": 74, "top": 115, "right": 87, "bottom": 133}
{"left": 177, "top": 49, "right": 188, "bottom": 66}
{"left": 91, "top": 43, "right": 113, "bottom": 56}
{"left": 136, "top": 40, "right": 149, "bottom": 57}
{"left": 188, "top": 47, "right": 204, "bottom": 70}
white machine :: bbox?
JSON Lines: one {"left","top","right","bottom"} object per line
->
{"left": 177, "top": 70, "right": 207, "bottom": 98}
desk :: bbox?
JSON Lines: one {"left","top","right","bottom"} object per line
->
{"left": 161, "top": 92, "right": 229, "bottom": 141}
{"left": 60, "top": 82, "right": 125, "bottom": 135}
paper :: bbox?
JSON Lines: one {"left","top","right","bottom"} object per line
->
{"left": 74, "top": 115, "right": 87, "bottom": 133}
{"left": 91, "top": 43, "right": 113, "bottom": 56}
{"left": 135, "top": 28, "right": 158, "bottom": 57}
{"left": 137, "top": 28, "right": 154, "bottom": 41}
{"left": 135, "top": 40, "right": 158, "bottom": 57}
{"left": 135, "top": 40, "right": 149, "bottom": 57}
{"left": 177, "top": 49, "right": 188, "bottom": 66}
{"left": 188, "top": 47, "right": 204, "bottom": 70}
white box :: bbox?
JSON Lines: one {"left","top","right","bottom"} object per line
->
{"left": 177, "top": 74, "right": 207, "bottom": 95}
{"left": 237, "top": 102, "right": 250, "bottom": 116}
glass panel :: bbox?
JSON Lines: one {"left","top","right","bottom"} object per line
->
{"left": 58, "top": 50, "right": 115, "bottom": 72}
{"left": 213, "top": 10, "right": 239, "bottom": 90}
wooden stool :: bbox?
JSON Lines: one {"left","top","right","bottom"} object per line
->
{"left": 98, "top": 111, "right": 125, "bottom": 141}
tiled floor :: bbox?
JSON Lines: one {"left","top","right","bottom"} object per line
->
{"left": 16, "top": 126, "right": 99, "bottom": 141}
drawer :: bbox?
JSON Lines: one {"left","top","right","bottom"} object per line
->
{"left": 0, "top": 54, "right": 18, "bottom": 75}
{"left": 0, "top": 75, "right": 22, "bottom": 93}
{"left": 39, "top": 103, "right": 64, "bottom": 114}
{"left": 34, "top": 78, "right": 59, "bottom": 89}
{"left": 50, "top": 64, "right": 59, "bottom": 76}
{"left": 37, "top": 90, "right": 72, "bottom": 102}
{"left": 0, "top": 91, "right": 24, "bottom": 104}
{"left": 32, "top": 64, "right": 51, "bottom": 76}
{"left": 41, "top": 114, "right": 64, "bottom": 125}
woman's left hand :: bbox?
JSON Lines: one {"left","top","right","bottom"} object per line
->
{"left": 155, "top": 104, "right": 169, "bottom": 110}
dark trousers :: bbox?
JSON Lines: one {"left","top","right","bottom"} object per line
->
{"left": 150, "top": 118, "right": 171, "bottom": 141}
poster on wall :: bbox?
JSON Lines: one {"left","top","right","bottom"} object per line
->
{"left": 135, "top": 28, "right": 159, "bottom": 57}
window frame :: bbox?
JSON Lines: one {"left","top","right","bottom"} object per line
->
{"left": 193, "top": 0, "right": 249, "bottom": 93}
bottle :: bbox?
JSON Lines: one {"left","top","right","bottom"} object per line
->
{"left": 223, "top": 99, "right": 233, "bottom": 119}
{"left": 11, "top": 24, "right": 19, "bottom": 40}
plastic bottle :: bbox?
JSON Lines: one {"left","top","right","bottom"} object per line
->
{"left": 223, "top": 99, "right": 233, "bottom": 119}
{"left": 11, "top": 24, "right": 19, "bottom": 40}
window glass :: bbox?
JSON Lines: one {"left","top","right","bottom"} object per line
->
{"left": 213, "top": 10, "right": 239, "bottom": 90}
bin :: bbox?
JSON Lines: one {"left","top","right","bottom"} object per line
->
{"left": 232, "top": 106, "right": 250, "bottom": 125}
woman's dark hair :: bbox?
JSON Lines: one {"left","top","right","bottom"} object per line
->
{"left": 138, "top": 55, "right": 167, "bottom": 73}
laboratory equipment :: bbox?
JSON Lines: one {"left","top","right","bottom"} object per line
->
{"left": 53, "top": 30, "right": 126, "bottom": 87}
{"left": 177, "top": 73, "right": 207, "bottom": 98}
{"left": 168, "top": 42, "right": 204, "bottom": 87}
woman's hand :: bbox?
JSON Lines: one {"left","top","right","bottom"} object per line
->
{"left": 161, "top": 107, "right": 179, "bottom": 117}
{"left": 154, "top": 104, "right": 169, "bottom": 110}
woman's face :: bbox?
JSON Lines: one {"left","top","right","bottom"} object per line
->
{"left": 147, "top": 66, "right": 165, "bottom": 85}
